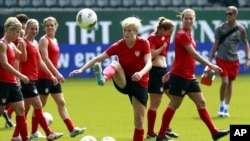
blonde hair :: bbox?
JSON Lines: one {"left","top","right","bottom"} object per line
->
{"left": 121, "top": 16, "right": 142, "bottom": 31}
{"left": 25, "top": 19, "right": 39, "bottom": 28}
{"left": 177, "top": 8, "right": 196, "bottom": 20}
{"left": 43, "top": 16, "right": 58, "bottom": 27}
{"left": 4, "top": 17, "right": 22, "bottom": 31}
{"left": 227, "top": 6, "right": 238, "bottom": 15}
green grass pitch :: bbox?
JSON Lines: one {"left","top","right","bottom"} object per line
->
{"left": 1, "top": 74, "right": 250, "bottom": 141}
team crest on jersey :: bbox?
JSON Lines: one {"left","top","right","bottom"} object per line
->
{"left": 181, "top": 90, "right": 186, "bottom": 95}
{"left": 135, "top": 51, "right": 140, "bottom": 57}
{"left": 1, "top": 98, "right": 6, "bottom": 104}
{"left": 45, "top": 88, "right": 49, "bottom": 94}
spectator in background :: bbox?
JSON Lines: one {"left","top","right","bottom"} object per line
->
{"left": 156, "top": 8, "right": 230, "bottom": 141}
{"left": 146, "top": 17, "right": 178, "bottom": 139}
{"left": 209, "top": 6, "right": 250, "bottom": 117}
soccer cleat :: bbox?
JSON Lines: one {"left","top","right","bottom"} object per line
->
{"left": 47, "top": 132, "right": 63, "bottom": 140}
{"left": 30, "top": 131, "right": 46, "bottom": 139}
{"left": 218, "top": 106, "right": 224, "bottom": 117}
{"left": 11, "top": 136, "right": 22, "bottom": 141}
{"left": 166, "top": 128, "right": 179, "bottom": 138}
{"left": 212, "top": 129, "right": 230, "bottom": 141}
{"left": 156, "top": 136, "right": 173, "bottom": 141}
{"left": 93, "top": 62, "right": 105, "bottom": 86}
{"left": 146, "top": 133, "right": 157, "bottom": 139}
{"left": 70, "top": 127, "right": 86, "bottom": 137}
{"left": 223, "top": 109, "right": 230, "bottom": 117}
{"left": 5, "top": 121, "right": 16, "bottom": 128}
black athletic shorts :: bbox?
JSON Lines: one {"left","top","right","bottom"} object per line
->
{"left": 21, "top": 80, "right": 39, "bottom": 98}
{"left": 0, "top": 82, "right": 23, "bottom": 105}
{"left": 37, "top": 78, "right": 62, "bottom": 95}
{"left": 169, "top": 74, "right": 201, "bottom": 97}
{"left": 148, "top": 66, "right": 169, "bottom": 94}
{"left": 113, "top": 75, "right": 148, "bottom": 107}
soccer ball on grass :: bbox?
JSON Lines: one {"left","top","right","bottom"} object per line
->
{"left": 43, "top": 112, "right": 53, "bottom": 126}
{"left": 101, "top": 136, "right": 116, "bottom": 141}
{"left": 80, "top": 135, "right": 97, "bottom": 141}
{"left": 76, "top": 8, "right": 97, "bottom": 30}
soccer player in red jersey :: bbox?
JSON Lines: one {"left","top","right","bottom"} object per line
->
{"left": 0, "top": 17, "right": 30, "bottom": 141}
{"left": 155, "top": 9, "right": 230, "bottom": 141}
{"left": 69, "top": 16, "right": 152, "bottom": 141}
{"left": 36, "top": 16, "right": 86, "bottom": 138}
{"left": 146, "top": 17, "right": 178, "bottom": 139}
{"left": 11, "top": 19, "right": 63, "bottom": 141}
{"left": 3, "top": 13, "right": 29, "bottom": 128}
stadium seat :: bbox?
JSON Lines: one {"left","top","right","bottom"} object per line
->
{"left": 110, "top": 0, "right": 122, "bottom": 7}
{"left": 5, "top": 0, "right": 19, "bottom": 7}
{"left": 196, "top": 0, "right": 208, "bottom": 6}
{"left": 97, "top": 0, "right": 109, "bottom": 7}
{"left": 19, "top": 0, "right": 31, "bottom": 7}
{"left": 32, "top": 0, "right": 45, "bottom": 7}
{"left": 148, "top": 0, "right": 159, "bottom": 7}
{"left": 135, "top": 0, "right": 147, "bottom": 7}
{"left": 71, "top": 0, "right": 84, "bottom": 7}
{"left": 83, "top": 0, "right": 97, "bottom": 7}
{"left": 58, "top": 0, "right": 71, "bottom": 7}
{"left": 238, "top": 0, "right": 249, "bottom": 7}
{"left": 45, "top": 0, "right": 58, "bottom": 7}
{"left": 184, "top": 0, "right": 197, "bottom": 6}
{"left": 123, "top": 0, "right": 135, "bottom": 7}
{"left": 159, "top": 0, "right": 172, "bottom": 6}
{"left": 172, "top": 0, "right": 183, "bottom": 6}
{"left": 0, "top": 0, "right": 4, "bottom": 7}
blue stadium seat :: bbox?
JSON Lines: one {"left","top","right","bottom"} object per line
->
{"left": 19, "top": 0, "right": 31, "bottom": 7}
{"left": 135, "top": 0, "right": 147, "bottom": 7}
{"left": 123, "top": 0, "right": 135, "bottom": 7}
{"left": 110, "top": 0, "right": 122, "bottom": 7}
{"left": 196, "top": 0, "right": 208, "bottom": 6}
{"left": 148, "top": 0, "right": 159, "bottom": 6}
{"left": 58, "top": 0, "right": 71, "bottom": 7}
{"left": 238, "top": 0, "right": 249, "bottom": 7}
{"left": 45, "top": 0, "right": 58, "bottom": 7}
{"left": 83, "top": 0, "right": 97, "bottom": 7}
{"left": 159, "top": 0, "right": 172, "bottom": 6}
{"left": 5, "top": 0, "right": 18, "bottom": 7}
{"left": 71, "top": 0, "right": 84, "bottom": 7}
{"left": 32, "top": 0, "right": 45, "bottom": 7}
{"left": 97, "top": 0, "right": 109, "bottom": 7}
{"left": 172, "top": 0, "right": 183, "bottom": 6}
{"left": 184, "top": 0, "right": 197, "bottom": 6}
{"left": 0, "top": 0, "right": 4, "bottom": 7}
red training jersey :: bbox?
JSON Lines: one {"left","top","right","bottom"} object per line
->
{"left": 170, "top": 28, "right": 196, "bottom": 80}
{"left": 147, "top": 33, "right": 170, "bottom": 58}
{"left": 38, "top": 36, "right": 59, "bottom": 79}
{"left": 19, "top": 39, "right": 39, "bottom": 80}
{"left": 0, "top": 40, "right": 17, "bottom": 83}
{"left": 105, "top": 37, "right": 151, "bottom": 88}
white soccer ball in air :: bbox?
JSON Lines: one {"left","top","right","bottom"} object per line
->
{"left": 80, "top": 135, "right": 97, "bottom": 141}
{"left": 101, "top": 136, "right": 116, "bottom": 141}
{"left": 76, "top": 8, "right": 97, "bottom": 30}
{"left": 43, "top": 112, "right": 53, "bottom": 126}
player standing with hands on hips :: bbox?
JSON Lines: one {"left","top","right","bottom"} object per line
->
{"left": 209, "top": 5, "right": 250, "bottom": 117}
{"left": 35, "top": 16, "right": 86, "bottom": 138}
{"left": 155, "top": 8, "right": 230, "bottom": 141}
{"left": 146, "top": 17, "right": 178, "bottom": 139}
{"left": 69, "top": 16, "right": 152, "bottom": 141}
